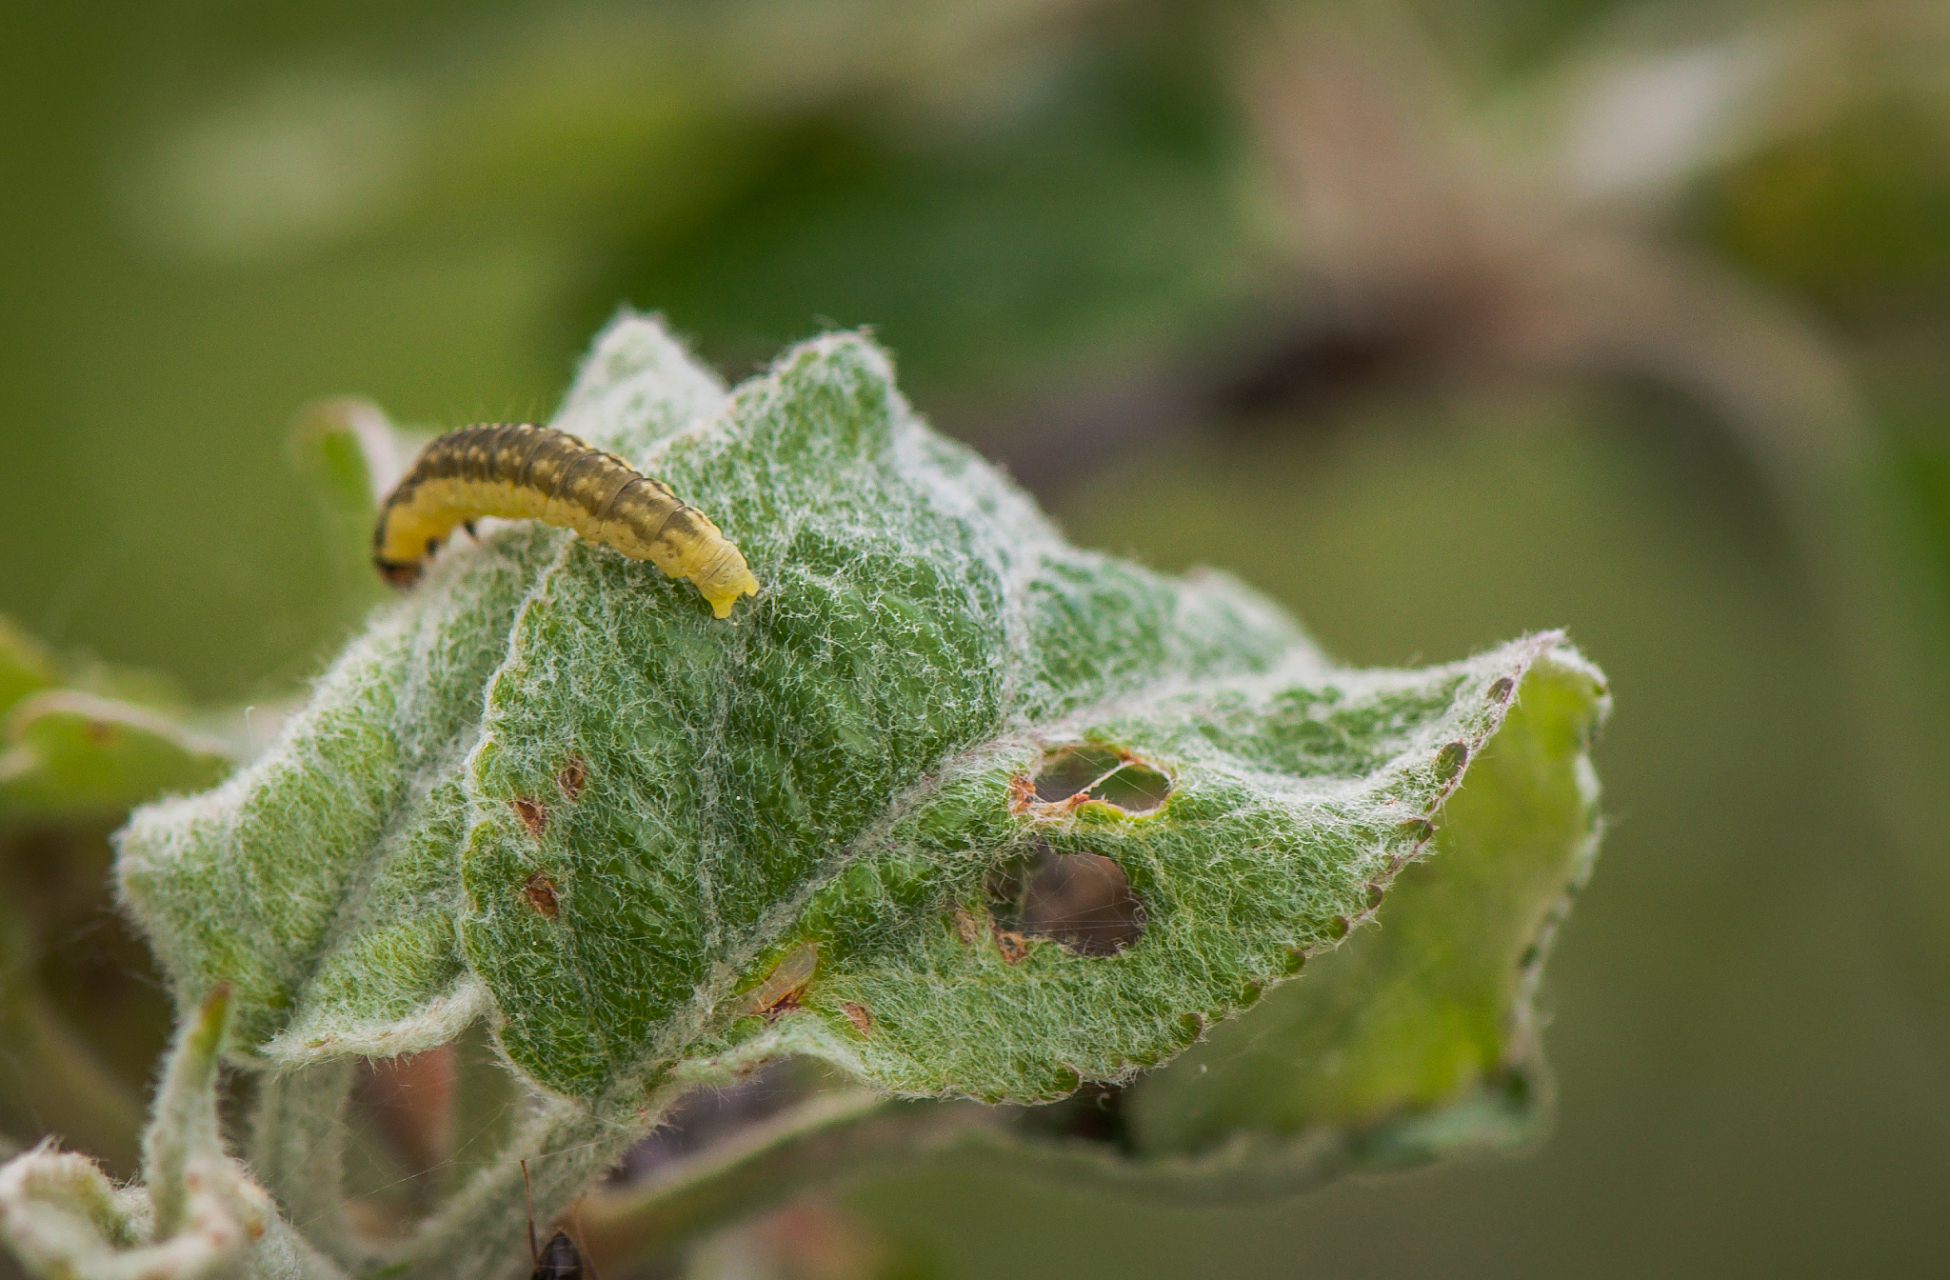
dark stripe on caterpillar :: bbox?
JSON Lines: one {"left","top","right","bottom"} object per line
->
{"left": 372, "top": 423, "right": 759, "bottom": 618}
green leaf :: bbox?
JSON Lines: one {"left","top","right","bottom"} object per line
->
{"left": 1119, "top": 651, "right": 1607, "bottom": 1174}
{"left": 0, "top": 620, "right": 214, "bottom": 1178}
{"left": 115, "top": 314, "right": 1606, "bottom": 1126}
{"left": 0, "top": 691, "right": 234, "bottom": 826}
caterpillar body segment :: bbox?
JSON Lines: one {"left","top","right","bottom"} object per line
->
{"left": 372, "top": 423, "right": 760, "bottom": 618}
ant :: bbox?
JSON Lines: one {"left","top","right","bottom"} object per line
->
{"left": 520, "top": 1160, "right": 599, "bottom": 1280}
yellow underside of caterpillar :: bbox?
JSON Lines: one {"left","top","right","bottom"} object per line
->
{"left": 376, "top": 477, "right": 759, "bottom": 619}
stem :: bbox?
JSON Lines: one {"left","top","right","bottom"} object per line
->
{"left": 141, "top": 984, "right": 231, "bottom": 1240}
{"left": 251, "top": 1061, "right": 361, "bottom": 1269}
{"left": 383, "top": 1087, "right": 645, "bottom": 1280}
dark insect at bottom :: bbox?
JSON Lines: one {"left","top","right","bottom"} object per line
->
{"left": 521, "top": 1160, "right": 598, "bottom": 1280}
{"left": 531, "top": 1230, "right": 588, "bottom": 1280}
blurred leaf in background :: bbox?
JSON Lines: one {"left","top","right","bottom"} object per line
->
{"left": 0, "top": 621, "right": 234, "bottom": 1179}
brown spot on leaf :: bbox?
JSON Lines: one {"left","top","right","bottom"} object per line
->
{"left": 992, "top": 925, "right": 1031, "bottom": 965}
{"left": 841, "top": 1001, "right": 873, "bottom": 1036}
{"left": 1487, "top": 676, "right": 1515, "bottom": 702}
{"left": 521, "top": 871, "right": 559, "bottom": 920}
{"left": 511, "top": 797, "right": 547, "bottom": 839}
{"left": 556, "top": 756, "right": 587, "bottom": 800}
{"left": 1006, "top": 773, "right": 1037, "bottom": 812}
{"left": 740, "top": 943, "right": 819, "bottom": 1019}
{"left": 1434, "top": 742, "right": 1469, "bottom": 784}
{"left": 1397, "top": 817, "right": 1436, "bottom": 843}
{"left": 84, "top": 719, "right": 118, "bottom": 745}
{"left": 951, "top": 906, "right": 979, "bottom": 945}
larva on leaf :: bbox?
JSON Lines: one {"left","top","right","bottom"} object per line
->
{"left": 371, "top": 423, "right": 759, "bottom": 618}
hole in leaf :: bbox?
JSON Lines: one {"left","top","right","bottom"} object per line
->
{"left": 1033, "top": 744, "right": 1120, "bottom": 800}
{"left": 1030, "top": 744, "right": 1172, "bottom": 812}
{"left": 990, "top": 843, "right": 1147, "bottom": 957}
{"left": 983, "top": 862, "right": 1025, "bottom": 910}
{"left": 1092, "top": 763, "right": 1172, "bottom": 811}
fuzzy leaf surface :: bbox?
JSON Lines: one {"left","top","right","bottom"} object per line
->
{"left": 117, "top": 314, "right": 1606, "bottom": 1116}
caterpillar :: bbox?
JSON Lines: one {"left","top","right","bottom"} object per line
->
{"left": 372, "top": 423, "right": 759, "bottom": 618}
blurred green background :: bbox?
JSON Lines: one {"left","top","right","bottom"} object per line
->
{"left": 3, "top": 0, "right": 1948, "bottom": 1276}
